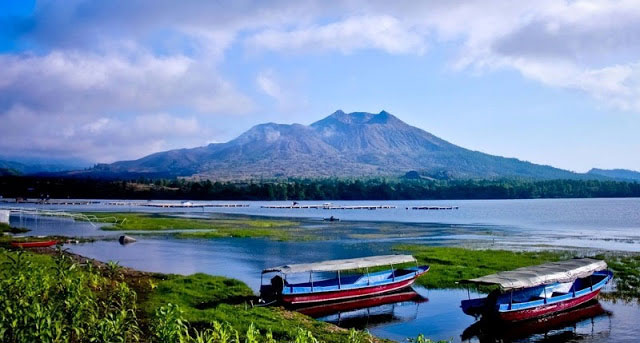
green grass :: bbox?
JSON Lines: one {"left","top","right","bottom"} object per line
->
{"left": 143, "top": 273, "right": 255, "bottom": 318}
{"left": 0, "top": 222, "right": 30, "bottom": 234}
{"left": 394, "top": 245, "right": 570, "bottom": 289}
{"left": 596, "top": 253, "right": 640, "bottom": 301}
{"left": 79, "top": 212, "right": 303, "bottom": 240}
{"left": 142, "top": 273, "right": 383, "bottom": 343}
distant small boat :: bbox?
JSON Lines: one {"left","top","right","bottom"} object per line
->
{"left": 323, "top": 216, "right": 339, "bottom": 222}
{"left": 460, "top": 258, "right": 613, "bottom": 322}
{"left": 260, "top": 255, "right": 429, "bottom": 305}
{"left": 11, "top": 240, "right": 58, "bottom": 248}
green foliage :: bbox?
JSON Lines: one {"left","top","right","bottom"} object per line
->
{"left": 394, "top": 246, "right": 568, "bottom": 289}
{"left": 82, "top": 212, "right": 298, "bottom": 240}
{"left": 143, "top": 274, "right": 383, "bottom": 343}
{"left": 596, "top": 254, "right": 640, "bottom": 301}
{"left": 143, "top": 273, "right": 255, "bottom": 319}
{"left": 3, "top": 175, "right": 640, "bottom": 200}
{"left": 0, "top": 223, "right": 29, "bottom": 234}
{"left": 0, "top": 248, "right": 140, "bottom": 343}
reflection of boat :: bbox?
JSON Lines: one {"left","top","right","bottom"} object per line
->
{"left": 300, "top": 290, "right": 427, "bottom": 329}
{"left": 260, "top": 255, "right": 429, "bottom": 305}
{"left": 461, "top": 300, "right": 611, "bottom": 342}
{"left": 296, "top": 289, "right": 426, "bottom": 317}
{"left": 11, "top": 240, "right": 57, "bottom": 248}
{"left": 460, "top": 259, "right": 613, "bottom": 322}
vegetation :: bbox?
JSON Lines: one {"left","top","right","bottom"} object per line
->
{"left": 396, "top": 245, "right": 640, "bottom": 301}
{"left": 395, "top": 246, "right": 568, "bottom": 289}
{"left": 596, "top": 253, "right": 640, "bottom": 301}
{"left": 3, "top": 175, "right": 640, "bottom": 200}
{"left": 0, "top": 248, "right": 140, "bottom": 343}
{"left": 0, "top": 248, "right": 450, "bottom": 343}
{"left": 0, "top": 222, "right": 29, "bottom": 234}
{"left": 83, "top": 212, "right": 298, "bottom": 241}
{"left": 143, "top": 273, "right": 384, "bottom": 343}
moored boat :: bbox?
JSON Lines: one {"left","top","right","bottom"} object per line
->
{"left": 460, "top": 258, "right": 613, "bottom": 322}
{"left": 260, "top": 255, "right": 429, "bottom": 305}
{"left": 11, "top": 240, "right": 58, "bottom": 248}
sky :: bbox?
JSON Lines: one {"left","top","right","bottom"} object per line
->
{"left": 1, "top": 0, "right": 640, "bottom": 172}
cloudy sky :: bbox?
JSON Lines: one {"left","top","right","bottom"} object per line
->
{"left": 1, "top": 0, "right": 640, "bottom": 171}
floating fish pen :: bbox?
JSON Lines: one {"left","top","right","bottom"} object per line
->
{"left": 261, "top": 204, "right": 397, "bottom": 210}
{"left": 140, "top": 203, "right": 249, "bottom": 208}
{"left": 0, "top": 199, "right": 100, "bottom": 205}
{"left": 104, "top": 201, "right": 249, "bottom": 208}
{"left": 411, "top": 206, "right": 459, "bottom": 210}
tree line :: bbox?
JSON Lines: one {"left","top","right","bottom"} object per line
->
{"left": 1, "top": 176, "right": 640, "bottom": 200}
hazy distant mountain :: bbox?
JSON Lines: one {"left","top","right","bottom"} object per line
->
{"left": 587, "top": 168, "right": 640, "bottom": 181}
{"left": 0, "top": 159, "right": 86, "bottom": 175}
{"left": 83, "top": 110, "right": 595, "bottom": 180}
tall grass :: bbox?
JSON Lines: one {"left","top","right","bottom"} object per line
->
{"left": 0, "top": 249, "right": 140, "bottom": 343}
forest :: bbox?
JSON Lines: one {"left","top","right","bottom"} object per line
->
{"left": 1, "top": 176, "right": 640, "bottom": 200}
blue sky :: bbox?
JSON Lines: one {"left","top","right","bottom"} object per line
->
{"left": 1, "top": 1, "right": 640, "bottom": 172}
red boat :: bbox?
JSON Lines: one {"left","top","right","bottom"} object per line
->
{"left": 460, "top": 258, "right": 613, "bottom": 322}
{"left": 260, "top": 255, "right": 429, "bottom": 305}
{"left": 10, "top": 240, "right": 58, "bottom": 248}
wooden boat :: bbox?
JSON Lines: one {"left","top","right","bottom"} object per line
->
{"left": 460, "top": 258, "right": 613, "bottom": 322}
{"left": 260, "top": 255, "right": 429, "bottom": 305}
{"left": 11, "top": 240, "right": 58, "bottom": 248}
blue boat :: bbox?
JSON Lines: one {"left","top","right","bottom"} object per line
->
{"left": 460, "top": 258, "right": 613, "bottom": 321}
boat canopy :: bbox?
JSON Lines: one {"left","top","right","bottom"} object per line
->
{"left": 461, "top": 258, "right": 607, "bottom": 291}
{"left": 262, "top": 255, "right": 416, "bottom": 274}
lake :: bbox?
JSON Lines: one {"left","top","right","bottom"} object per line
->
{"left": 4, "top": 197, "right": 640, "bottom": 342}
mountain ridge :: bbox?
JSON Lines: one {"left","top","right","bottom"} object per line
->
{"left": 73, "top": 110, "right": 609, "bottom": 181}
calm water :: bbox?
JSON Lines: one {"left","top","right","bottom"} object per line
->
{"left": 3, "top": 198, "right": 640, "bottom": 342}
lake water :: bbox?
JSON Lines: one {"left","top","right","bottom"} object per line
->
{"left": 3, "top": 198, "right": 640, "bottom": 342}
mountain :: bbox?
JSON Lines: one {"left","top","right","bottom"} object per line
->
{"left": 587, "top": 168, "right": 640, "bottom": 181}
{"left": 82, "top": 110, "right": 593, "bottom": 180}
{"left": 0, "top": 159, "right": 87, "bottom": 176}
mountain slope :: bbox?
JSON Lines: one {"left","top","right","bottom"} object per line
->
{"left": 83, "top": 110, "right": 587, "bottom": 180}
{"left": 587, "top": 168, "right": 640, "bottom": 181}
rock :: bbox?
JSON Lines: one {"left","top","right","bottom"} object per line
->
{"left": 118, "top": 235, "right": 137, "bottom": 245}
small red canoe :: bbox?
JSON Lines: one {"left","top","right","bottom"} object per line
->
{"left": 11, "top": 240, "right": 58, "bottom": 248}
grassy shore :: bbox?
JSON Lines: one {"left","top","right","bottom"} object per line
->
{"left": 0, "top": 222, "right": 29, "bottom": 234}
{"left": 81, "top": 212, "right": 303, "bottom": 241}
{"left": 0, "top": 247, "right": 400, "bottom": 343}
{"left": 395, "top": 245, "right": 640, "bottom": 301}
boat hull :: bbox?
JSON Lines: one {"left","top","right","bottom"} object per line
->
{"left": 11, "top": 240, "right": 57, "bottom": 248}
{"left": 281, "top": 276, "right": 419, "bottom": 305}
{"left": 498, "top": 288, "right": 601, "bottom": 322}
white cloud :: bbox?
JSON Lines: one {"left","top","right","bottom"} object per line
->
{"left": 247, "top": 15, "right": 427, "bottom": 55}
{"left": 257, "top": 70, "right": 284, "bottom": 100}
{"left": 0, "top": 105, "right": 209, "bottom": 163}
{"left": 0, "top": 49, "right": 253, "bottom": 114}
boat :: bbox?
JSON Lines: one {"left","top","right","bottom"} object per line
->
{"left": 11, "top": 240, "right": 58, "bottom": 248}
{"left": 460, "top": 258, "right": 613, "bottom": 322}
{"left": 323, "top": 216, "right": 340, "bottom": 222}
{"left": 260, "top": 255, "right": 429, "bottom": 305}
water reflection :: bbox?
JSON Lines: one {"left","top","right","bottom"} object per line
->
{"left": 461, "top": 301, "right": 612, "bottom": 342}
{"left": 296, "top": 290, "right": 427, "bottom": 329}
